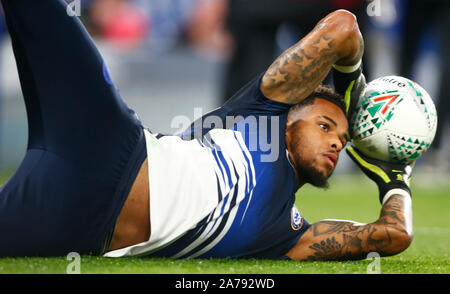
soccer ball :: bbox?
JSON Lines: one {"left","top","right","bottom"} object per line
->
{"left": 351, "top": 76, "right": 437, "bottom": 164}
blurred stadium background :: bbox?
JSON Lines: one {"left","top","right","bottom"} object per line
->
{"left": 0, "top": 0, "right": 448, "bottom": 177}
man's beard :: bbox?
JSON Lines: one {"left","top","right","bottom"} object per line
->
{"left": 294, "top": 155, "right": 330, "bottom": 189}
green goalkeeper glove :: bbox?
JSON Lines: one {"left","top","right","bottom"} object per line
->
{"left": 346, "top": 145, "right": 414, "bottom": 203}
{"left": 343, "top": 73, "right": 366, "bottom": 125}
{"left": 333, "top": 61, "right": 367, "bottom": 139}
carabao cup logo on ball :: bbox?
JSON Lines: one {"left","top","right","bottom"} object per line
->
{"left": 351, "top": 76, "right": 437, "bottom": 164}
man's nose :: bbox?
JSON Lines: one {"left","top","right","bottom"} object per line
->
{"left": 330, "top": 136, "right": 343, "bottom": 152}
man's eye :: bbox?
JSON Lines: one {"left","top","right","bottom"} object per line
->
{"left": 320, "top": 123, "right": 329, "bottom": 131}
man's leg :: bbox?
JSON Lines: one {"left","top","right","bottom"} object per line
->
{"left": 1, "top": 0, "right": 141, "bottom": 169}
{"left": 0, "top": 0, "right": 146, "bottom": 256}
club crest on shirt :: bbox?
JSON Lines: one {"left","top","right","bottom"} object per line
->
{"left": 291, "top": 206, "right": 304, "bottom": 231}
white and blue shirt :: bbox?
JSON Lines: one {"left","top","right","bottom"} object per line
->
{"left": 104, "top": 73, "right": 310, "bottom": 259}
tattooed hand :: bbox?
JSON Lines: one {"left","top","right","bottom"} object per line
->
{"left": 261, "top": 10, "right": 364, "bottom": 104}
{"left": 285, "top": 194, "right": 413, "bottom": 261}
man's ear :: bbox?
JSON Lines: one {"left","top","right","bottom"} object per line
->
{"left": 286, "top": 115, "right": 300, "bottom": 131}
{"left": 285, "top": 121, "right": 293, "bottom": 148}
{"left": 287, "top": 107, "right": 304, "bottom": 128}
{"left": 286, "top": 115, "right": 294, "bottom": 128}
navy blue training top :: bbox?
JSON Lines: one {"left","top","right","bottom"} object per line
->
{"left": 142, "top": 73, "right": 311, "bottom": 259}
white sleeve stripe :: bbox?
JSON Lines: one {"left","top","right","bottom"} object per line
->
{"left": 200, "top": 137, "right": 229, "bottom": 191}
{"left": 171, "top": 131, "right": 254, "bottom": 259}
{"left": 187, "top": 205, "right": 240, "bottom": 259}
{"left": 171, "top": 179, "right": 240, "bottom": 259}
{"left": 233, "top": 132, "right": 257, "bottom": 224}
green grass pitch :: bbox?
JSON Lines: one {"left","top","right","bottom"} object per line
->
{"left": 0, "top": 170, "right": 448, "bottom": 274}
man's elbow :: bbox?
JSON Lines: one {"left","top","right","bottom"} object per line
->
{"left": 384, "top": 228, "right": 414, "bottom": 256}
{"left": 326, "top": 9, "right": 358, "bottom": 35}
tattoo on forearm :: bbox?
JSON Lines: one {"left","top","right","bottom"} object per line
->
{"left": 263, "top": 35, "right": 339, "bottom": 104}
{"left": 305, "top": 195, "right": 410, "bottom": 261}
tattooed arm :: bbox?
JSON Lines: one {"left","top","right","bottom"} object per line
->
{"left": 285, "top": 193, "right": 413, "bottom": 261}
{"left": 261, "top": 9, "right": 364, "bottom": 104}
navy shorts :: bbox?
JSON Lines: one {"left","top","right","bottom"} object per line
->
{"left": 0, "top": 0, "right": 147, "bottom": 256}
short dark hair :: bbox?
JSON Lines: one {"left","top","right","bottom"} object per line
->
{"left": 288, "top": 84, "right": 346, "bottom": 118}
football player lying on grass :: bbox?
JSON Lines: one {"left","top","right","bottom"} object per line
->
{"left": 0, "top": 0, "right": 413, "bottom": 261}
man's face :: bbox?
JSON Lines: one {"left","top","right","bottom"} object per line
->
{"left": 286, "top": 98, "right": 349, "bottom": 188}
